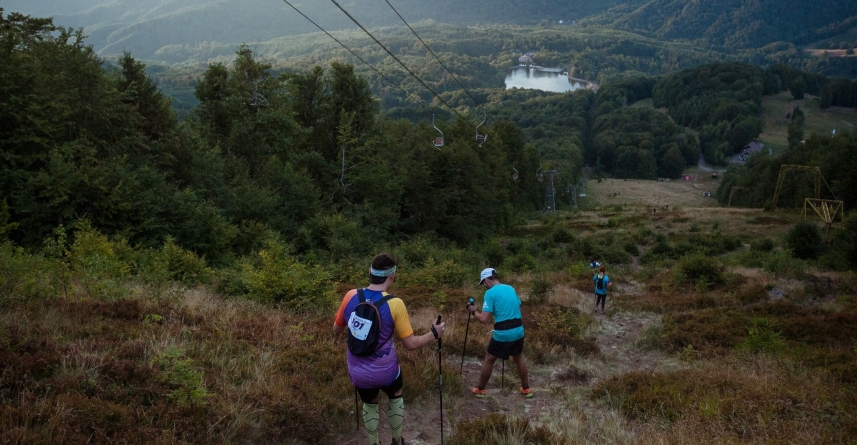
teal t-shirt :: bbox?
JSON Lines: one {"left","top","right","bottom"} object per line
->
{"left": 483, "top": 283, "right": 524, "bottom": 342}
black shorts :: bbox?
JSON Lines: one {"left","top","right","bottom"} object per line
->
{"left": 487, "top": 337, "right": 524, "bottom": 360}
{"left": 356, "top": 372, "right": 404, "bottom": 404}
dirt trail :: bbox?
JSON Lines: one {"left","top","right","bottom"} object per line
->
{"left": 329, "top": 305, "right": 676, "bottom": 445}
{"left": 592, "top": 311, "right": 672, "bottom": 375}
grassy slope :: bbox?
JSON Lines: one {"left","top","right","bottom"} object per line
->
{"left": 760, "top": 91, "right": 857, "bottom": 154}
{"left": 4, "top": 169, "right": 856, "bottom": 444}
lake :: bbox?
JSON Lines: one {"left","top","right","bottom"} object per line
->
{"left": 504, "top": 66, "right": 585, "bottom": 93}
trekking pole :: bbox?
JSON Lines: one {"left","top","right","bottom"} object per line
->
{"left": 354, "top": 386, "right": 359, "bottom": 432}
{"left": 501, "top": 359, "right": 505, "bottom": 393}
{"left": 460, "top": 298, "right": 474, "bottom": 376}
{"left": 434, "top": 315, "right": 444, "bottom": 445}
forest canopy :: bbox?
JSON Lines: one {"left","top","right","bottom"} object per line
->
{"left": 0, "top": 12, "right": 541, "bottom": 266}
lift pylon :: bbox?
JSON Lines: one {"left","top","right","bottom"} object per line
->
{"left": 772, "top": 165, "right": 820, "bottom": 208}
{"left": 541, "top": 169, "right": 559, "bottom": 213}
{"left": 727, "top": 186, "right": 747, "bottom": 207}
{"left": 803, "top": 198, "right": 844, "bottom": 242}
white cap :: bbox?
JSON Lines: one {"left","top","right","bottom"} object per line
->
{"left": 479, "top": 268, "right": 497, "bottom": 284}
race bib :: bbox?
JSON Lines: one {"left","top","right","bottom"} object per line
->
{"left": 348, "top": 312, "right": 372, "bottom": 340}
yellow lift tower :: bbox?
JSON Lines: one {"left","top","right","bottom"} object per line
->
{"left": 772, "top": 165, "right": 821, "bottom": 208}
{"left": 772, "top": 164, "right": 843, "bottom": 242}
{"left": 727, "top": 186, "right": 746, "bottom": 207}
{"left": 803, "top": 199, "right": 844, "bottom": 242}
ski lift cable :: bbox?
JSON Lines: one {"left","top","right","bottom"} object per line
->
{"left": 329, "top": 0, "right": 472, "bottom": 126}
{"left": 382, "top": 0, "right": 486, "bottom": 113}
{"left": 280, "top": 0, "right": 431, "bottom": 112}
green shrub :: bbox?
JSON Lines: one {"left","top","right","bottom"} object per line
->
{"left": 832, "top": 212, "right": 857, "bottom": 269}
{"left": 505, "top": 252, "right": 538, "bottom": 272}
{"left": 392, "top": 236, "right": 448, "bottom": 268}
{"left": 641, "top": 239, "right": 673, "bottom": 263}
{"left": 536, "top": 305, "right": 588, "bottom": 338}
{"left": 481, "top": 240, "right": 507, "bottom": 269}
{"left": 506, "top": 238, "right": 538, "bottom": 256}
{"left": 750, "top": 238, "right": 775, "bottom": 252}
{"left": 566, "top": 261, "right": 588, "bottom": 279}
{"left": 623, "top": 242, "right": 640, "bottom": 256}
{"left": 632, "top": 228, "right": 653, "bottom": 245}
{"left": 551, "top": 227, "right": 575, "bottom": 244}
{"left": 528, "top": 276, "right": 553, "bottom": 303}
{"left": 156, "top": 237, "right": 213, "bottom": 285}
{"left": 397, "top": 257, "right": 470, "bottom": 287}
{"left": 299, "top": 212, "right": 377, "bottom": 260}
{"left": 692, "top": 234, "right": 743, "bottom": 255}
{"left": 574, "top": 237, "right": 594, "bottom": 257}
{"left": 786, "top": 221, "right": 823, "bottom": 259}
{"left": 149, "top": 346, "right": 210, "bottom": 407}
{"left": 67, "top": 224, "right": 131, "bottom": 300}
{"left": 737, "top": 318, "right": 786, "bottom": 353}
{"left": 675, "top": 253, "right": 726, "bottom": 288}
{"left": 0, "top": 243, "right": 51, "bottom": 302}
{"left": 241, "top": 239, "right": 335, "bottom": 308}
{"left": 734, "top": 249, "right": 806, "bottom": 276}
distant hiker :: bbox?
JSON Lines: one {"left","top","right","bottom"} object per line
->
{"left": 334, "top": 253, "right": 445, "bottom": 445}
{"left": 589, "top": 259, "right": 601, "bottom": 269}
{"left": 465, "top": 268, "right": 532, "bottom": 399}
{"left": 593, "top": 265, "right": 613, "bottom": 315}
{"left": 652, "top": 207, "right": 657, "bottom": 215}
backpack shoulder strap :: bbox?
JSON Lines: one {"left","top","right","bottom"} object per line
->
{"left": 356, "top": 288, "right": 366, "bottom": 303}
{"left": 375, "top": 294, "right": 395, "bottom": 308}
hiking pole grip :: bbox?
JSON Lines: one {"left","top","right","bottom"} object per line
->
{"left": 460, "top": 298, "right": 474, "bottom": 376}
{"left": 435, "top": 315, "right": 442, "bottom": 350}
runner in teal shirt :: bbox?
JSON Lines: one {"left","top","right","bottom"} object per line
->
{"left": 465, "top": 268, "right": 533, "bottom": 399}
{"left": 483, "top": 283, "right": 524, "bottom": 342}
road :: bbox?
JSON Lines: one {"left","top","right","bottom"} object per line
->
{"left": 698, "top": 155, "right": 727, "bottom": 173}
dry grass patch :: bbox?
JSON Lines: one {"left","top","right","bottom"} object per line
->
{"left": 549, "top": 392, "right": 637, "bottom": 444}
{"left": 449, "top": 413, "right": 568, "bottom": 445}
{"left": 593, "top": 355, "right": 857, "bottom": 443}
{"left": 587, "top": 178, "right": 718, "bottom": 209}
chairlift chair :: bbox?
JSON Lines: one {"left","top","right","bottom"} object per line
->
{"left": 475, "top": 108, "right": 487, "bottom": 146}
{"left": 432, "top": 114, "right": 444, "bottom": 149}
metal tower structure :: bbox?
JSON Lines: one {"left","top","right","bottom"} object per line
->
{"left": 772, "top": 165, "right": 821, "bottom": 208}
{"left": 541, "top": 169, "right": 559, "bottom": 213}
{"left": 803, "top": 198, "right": 844, "bottom": 242}
{"left": 569, "top": 165, "right": 591, "bottom": 209}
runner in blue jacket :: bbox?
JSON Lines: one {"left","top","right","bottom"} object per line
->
{"left": 593, "top": 265, "right": 612, "bottom": 314}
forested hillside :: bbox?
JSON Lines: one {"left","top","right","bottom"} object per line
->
{"left": 590, "top": 0, "right": 857, "bottom": 50}
{"left": 0, "top": 12, "right": 542, "bottom": 267}
{"left": 3, "top": 0, "right": 640, "bottom": 61}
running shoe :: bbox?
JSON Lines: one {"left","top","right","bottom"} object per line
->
{"left": 520, "top": 387, "right": 533, "bottom": 398}
{"left": 471, "top": 387, "right": 486, "bottom": 398}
